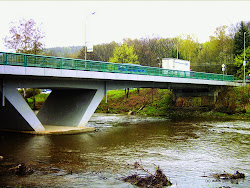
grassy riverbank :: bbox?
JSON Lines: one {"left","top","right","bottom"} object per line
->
{"left": 27, "top": 87, "right": 250, "bottom": 120}
{"left": 96, "top": 88, "right": 250, "bottom": 120}
{"left": 27, "top": 93, "right": 49, "bottom": 109}
{"left": 96, "top": 88, "right": 174, "bottom": 116}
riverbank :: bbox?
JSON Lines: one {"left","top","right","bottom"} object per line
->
{"left": 96, "top": 88, "right": 250, "bottom": 120}
{"left": 28, "top": 88, "right": 250, "bottom": 120}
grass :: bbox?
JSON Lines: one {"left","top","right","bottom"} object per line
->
{"left": 26, "top": 93, "right": 50, "bottom": 109}
{"left": 23, "top": 87, "right": 250, "bottom": 120}
{"left": 96, "top": 88, "right": 174, "bottom": 116}
{"left": 97, "top": 88, "right": 250, "bottom": 120}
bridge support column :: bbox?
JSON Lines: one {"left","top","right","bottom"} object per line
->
{"left": 37, "top": 88, "right": 104, "bottom": 127}
{"left": 0, "top": 86, "right": 45, "bottom": 131}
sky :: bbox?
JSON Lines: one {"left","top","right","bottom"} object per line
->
{"left": 0, "top": 1, "right": 250, "bottom": 51}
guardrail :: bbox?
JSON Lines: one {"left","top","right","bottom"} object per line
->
{"left": 0, "top": 51, "right": 234, "bottom": 82}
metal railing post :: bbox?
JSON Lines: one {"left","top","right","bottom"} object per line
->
{"left": 5, "top": 53, "right": 7, "bottom": 65}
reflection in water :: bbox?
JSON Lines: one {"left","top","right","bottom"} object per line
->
{"left": 0, "top": 113, "right": 249, "bottom": 187}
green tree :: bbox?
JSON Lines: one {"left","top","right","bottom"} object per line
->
{"left": 124, "top": 37, "right": 180, "bottom": 67}
{"left": 194, "top": 26, "right": 234, "bottom": 74}
{"left": 109, "top": 43, "right": 139, "bottom": 64}
{"left": 178, "top": 34, "right": 199, "bottom": 62}
{"left": 234, "top": 46, "right": 250, "bottom": 79}
{"left": 125, "top": 38, "right": 156, "bottom": 66}
{"left": 4, "top": 18, "right": 45, "bottom": 54}
{"left": 77, "top": 41, "right": 119, "bottom": 61}
{"left": 93, "top": 41, "right": 119, "bottom": 61}
{"left": 233, "top": 21, "right": 250, "bottom": 56}
{"left": 109, "top": 42, "right": 139, "bottom": 98}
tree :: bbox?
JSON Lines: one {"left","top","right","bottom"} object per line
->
{"left": 77, "top": 41, "right": 119, "bottom": 61}
{"left": 109, "top": 42, "right": 139, "bottom": 98}
{"left": 178, "top": 34, "right": 199, "bottom": 62}
{"left": 125, "top": 38, "right": 156, "bottom": 67}
{"left": 93, "top": 41, "right": 119, "bottom": 61}
{"left": 234, "top": 46, "right": 250, "bottom": 79}
{"left": 233, "top": 21, "right": 250, "bottom": 57}
{"left": 4, "top": 18, "right": 45, "bottom": 54}
{"left": 193, "top": 26, "right": 234, "bottom": 74}
{"left": 109, "top": 43, "right": 139, "bottom": 64}
{"left": 124, "top": 37, "right": 180, "bottom": 67}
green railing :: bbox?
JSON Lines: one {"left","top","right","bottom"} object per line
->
{"left": 0, "top": 51, "right": 234, "bottom": 82}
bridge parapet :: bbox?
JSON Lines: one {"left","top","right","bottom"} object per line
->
{"left": 0, "top": 51, "right": 234, "bottom": 82}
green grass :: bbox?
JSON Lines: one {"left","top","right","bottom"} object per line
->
{"left": 35, "top": 93, "right": 49, "bottom": 102}
{"left": 97, "top": 88, "right": 174, "bottom": 116}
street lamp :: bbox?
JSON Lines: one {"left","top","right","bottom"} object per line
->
{"left": 85, "top": 12, "right": 96, "bottom": 60}
{"left": 243, "top": 32, "right": 246, "bottom": 83}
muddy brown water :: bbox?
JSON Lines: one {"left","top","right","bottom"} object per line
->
{"left": 0, "top": 113, "right": 249, "bottom": 187}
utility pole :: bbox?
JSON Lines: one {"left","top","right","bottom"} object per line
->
{"left": 243, "top": 32, "right": 246, "bottom": 84}
{"left": 85, "top": 12, "right": 96, "bottom": 60}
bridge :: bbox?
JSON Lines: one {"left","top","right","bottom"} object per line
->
{"left": 0, "top": 52, "right": 241, "bottom": 132}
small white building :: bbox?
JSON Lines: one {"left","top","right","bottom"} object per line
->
{"left": 162, "top": 58, "right": 190, "bottom": 71}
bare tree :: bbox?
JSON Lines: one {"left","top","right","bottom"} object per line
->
{"left": 4, "top": 18, "right": 45, "bottom": 54}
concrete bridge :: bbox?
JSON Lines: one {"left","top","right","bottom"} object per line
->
{"left": 0, "top": 52, "right": 241, "bottom": 132}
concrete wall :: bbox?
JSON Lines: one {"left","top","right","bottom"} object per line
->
{"left": 37, "top": 89, "right": 103, "bottom": 127}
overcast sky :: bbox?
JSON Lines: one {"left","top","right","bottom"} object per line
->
{"left": 1, "top": 1, "right": 250, "bottom": 51}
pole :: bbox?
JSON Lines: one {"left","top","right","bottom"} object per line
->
{"left": 1, "top": 79, "right": 5, "bottom": 107}
{"left": 177, "top": 46, "right": 178, "bottom": 59}
{"left": 244, "top": 32, "right": 246, "bottom": 84}
{"left": 84, "top": 12, "right": 96, "bottom": 60}
{"left": 85, "top": 21, "right": 87, "bottom": 60}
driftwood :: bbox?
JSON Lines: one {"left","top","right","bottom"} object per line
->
{"left": 128, "top": 104, "right": 146, "bottom": 115}
{"left": 9, "top": 163, "right": 33, "bottom": 175}
{"left": 213, "top": 171, "right": 245, "bottom": 180}
{"left": 124, "top": 162, "right": 172, "bottom": 187}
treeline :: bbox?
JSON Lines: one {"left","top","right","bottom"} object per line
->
{"left": 4, "top": 18, "right": 250, "bottom": 79}
{"left": 44, "top": 46, "right": 82, "bottom": 58}
{"left": 45, "top": 21, "right": 250, "bottom": 79}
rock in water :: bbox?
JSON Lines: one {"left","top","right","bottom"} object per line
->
{"left": 9, "top": 163, "right": 33, "bottom": 175}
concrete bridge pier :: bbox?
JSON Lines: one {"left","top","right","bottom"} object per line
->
{"left": 0, "top": 84, "right": 45, "bottom": 131}
{"left": 172, "top": 87, "right": 216, "bottom": 107}
{"left": 37, "top": 88, "right": 105, "bottom": 127}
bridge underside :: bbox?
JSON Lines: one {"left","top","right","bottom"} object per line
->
{"left": 0, "top": 75, "right": 222, "bottom": 132}
{"left": 37, "top": 89, "right": 104, "bottom": 127}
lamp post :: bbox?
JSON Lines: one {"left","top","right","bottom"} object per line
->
{"left": 85, "top": 12, "right": 96, "bottom": 60}
{"left": 243, "top": 32, "right": 246, "bottom": 84}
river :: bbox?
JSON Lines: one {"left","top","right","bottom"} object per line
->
{"left": 0, "top": 113, "right": 249, "bottom": 187}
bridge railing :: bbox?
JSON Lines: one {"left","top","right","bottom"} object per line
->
{"left": 0, "top": 51, "right": 234, "bottom": 82}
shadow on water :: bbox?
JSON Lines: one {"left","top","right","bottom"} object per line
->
{"left": 0, "top": 113, "right": 249, "bottom": 187}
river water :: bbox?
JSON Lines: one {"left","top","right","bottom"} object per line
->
{"left": 0, "top": 113, "right": 249, "bottom": 187}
